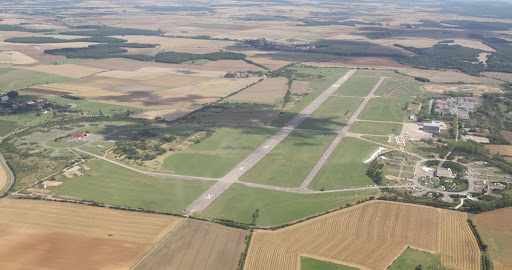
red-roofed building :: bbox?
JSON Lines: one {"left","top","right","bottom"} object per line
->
{"left": 69, "top": 132, "right": 86, "bottom": 141}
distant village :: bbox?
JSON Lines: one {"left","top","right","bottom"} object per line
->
{"left": 0, "top": 91, "right": 76, "bottom": 115}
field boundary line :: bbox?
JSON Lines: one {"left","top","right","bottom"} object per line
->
{"left": 130, "top": 217, "right": 188, "bottom": 270}
{"left": 298, "top": 254, "right": 370, "bottom": 270}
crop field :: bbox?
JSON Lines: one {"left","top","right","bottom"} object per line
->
{"left": 134, "top": 219, "right": 247, "bottom": 270}
{"left": 240, "top": 130, "right": 335, "bottom": 187}
{"left": 349, "top": 121, "right": 403, "bottom": 135}
{"left": 200, "top": 184, "right": 377, "bottom": 226}
{"left": 13, "top": 63, "right": 106, "bottom": 78}
{"left": 482, "top": 72, "right": 512, "bottom": 84}
{"left": 301, "top": 257, "right": 356, "bottom": 270}
{"left": 244, "top": 201, "right": 480, "bottom": 270}
{"left": 0, "top": 68, "right": 71, "bottom": 91}
{"left": 473, "top": 207, "right": 512, "bottom": 269}
{"left": 163, "top": 127, "right": 275, "bottom": 178}
{"left": 52, "top": 159, "right": 214, "bottom": 213}
{"left": 311, "top": 137, "right": 378, "bottom": 190}
{"left": 334, "top": 75, "right": 380, "bottom": 97}
{"left": 298, "top": 97, "right": 363, "bottom": 131}
{"left": 0, "top": 161, "right": 8, "bottom": 194}
{"left": 485, "top": 145, "right": 512, "bottom": 157}
{"left": 0, "top": 119, "right": 17, "bottom": 137}
{"left": 0, "top": 50, "right": 37, "bottom": 64}
{"left": 227, "top": 77, "right": 288, "bottom": 103}
{"left": 0, "top": 199, "right": 183, "bottom": 270}
{"left": 358, "top": 95, "right": 408, "bottom": 122}
{"left": 502, "top": 130, "right": 512, "bottom": 144}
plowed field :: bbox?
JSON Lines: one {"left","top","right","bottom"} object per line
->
{"left": 245, "top": 201, "right": 480, "bottom": 270}
{"left": 134, "top": 219, "right": 247, "bottom": 270}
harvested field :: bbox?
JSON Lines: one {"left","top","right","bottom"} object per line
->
{"left": 13, "top": 64, "right": 106, "bottom": 78}
{"left": 0, "top": 199, "right": 182, "bottom": 243}
{"left": 473, "top": 207, "right": 512, "bottom": 268}
{"left": 227, "top": 77, "right": 288, "bottom": 103}
{"left": 0, "top": 51, "right": 37, "bottom": 64}
{"left": 134, "top": 219, "right": 247, "bottom": 270}
{"left": 97, "top": 66, "right": 226, "bottom": 79}
{"left": 290, "top": 80, "right": 310, "bottom": 94}
{"left": 502, "top": 130, "right": 512, "bottom": 144}
{"left": 20, "top": 87, "right": 71, "bottom": 95}
{"left": 244, "top": 200, "right": 480, "bottom": 270}
{"left": 116, "top": 35, "right": 237, "bottom": 53}
{"left": 0, "top": 161, "right": 8, "bottom": 194}
{"left": 0, "top": 199, "right": 184, "bottom": 270}
{"left": 485, "top": 145, "right": 512, "bottom": 156}
{"left": 397, "top": 68, "right": 501, "bottom": 84}
{"left": 483, "top": 72, "right": 512, "bottom": 83}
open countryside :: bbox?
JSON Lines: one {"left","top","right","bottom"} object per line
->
{"left": 1, "top": 0, "right": 512, "bottom": 269}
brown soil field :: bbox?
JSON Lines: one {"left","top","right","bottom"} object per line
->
{"left": 0, "top": 225, "right": 151, "bottom": 270}
{"left": 502, "top": 130, "right": 512, "bottom": 144}
{"left": 134, "top": 219, "right": 247, "bottom": 270}
{"left": 482, "top": 72, "right": 512, "bottom": 83}
{"left": 13, "top": 64, "right": 106, "bottom": 78}
{"left": 244, "top": 201, "right": 480, "bottom": 270}
{"left": 485, "top": 145, "right": 512, "bottom": 156}
{"left": 227, "top": 77, "right": 288, "bottom": 103}
{"left": 290, "top": 80, "right": 310, "bottom": 94}
{"left": 0, "top": 199, "right": 184, "bottom": 270}
{"left": 473, "top": 207, "right": 512, "bottom": 268}
{"left": 141, "top": 74, "right": 211, "bottom": 88}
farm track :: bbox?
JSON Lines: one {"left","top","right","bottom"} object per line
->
{"left": 244, "top": 201, "right": 480, "bottom": 270}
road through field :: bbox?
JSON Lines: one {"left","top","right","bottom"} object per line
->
{"left": 185, "top": 70, "right": 357, "bottom": 214}
{"left": 0, "top": 153, "right": 14, "bottom": 197}
{"left": 298, "top": 77, "right": 385, "bottom": 191}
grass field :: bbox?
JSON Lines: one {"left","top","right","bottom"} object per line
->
{"left": 240, "top": 130, "right": 335, "bottom": 187}
{"left": 388, "top": 248, "right": 445, "bottom": 270}
{"left": 311, "top": 137, "right": 378, "bottom": 190}
{"left": 349, "top": 121, "right": 403, "bottom": 135}
{"left": 0, "top": 119, "right": 18, "bottom": 137}
{"left": 0, "top": 69, "right": 70, "bottom": 91}
{"left": 298, "top": 97, "right": 363, "bottom": 131}
{"left": 52, "top": 159, "right": 214, "bottom": 213}
{"left": 334, "top": 75, "right": 380, "bottom": 97}
{"left": 358, "top": 96, "right": 408, "bottom": 122}
{"left": 162, "top": 127, "right": 275, "bottom": 178}
{"left": 301, "top": 258, "right": 357, "bottom": 270}
{"left": 374, "top": 78, "right": 403, "bottom": 95}
{"left": 272, "top": 66, "right": 348, "bottom": 127}
{"left": 199, "top": 184, "right": 377, "bottom": 226}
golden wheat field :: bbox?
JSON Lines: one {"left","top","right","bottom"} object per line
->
{"left": 244, "top": 201, "right": 480, "bottom": 270}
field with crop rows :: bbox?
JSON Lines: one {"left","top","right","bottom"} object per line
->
{"left": 244, "top": 201, "right": 480, "bottom": 270}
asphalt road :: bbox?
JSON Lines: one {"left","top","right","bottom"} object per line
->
{"left": 185, "top": 70, "right": 358, "bottom": 213}
{"left": 298, "top": 77, "right": 386, "bottom": 191}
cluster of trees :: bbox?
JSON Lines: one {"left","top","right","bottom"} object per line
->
{"left": 366, "top": 159, "right": 384, "bottom": 185}
{"left": 154, "top": 51, "right": 246, "bottom": 63}
{"left": 393, "top": 44, "right": 485, "bottom": 75}
{"left": 45, "top": 42, "right": 156, "bottom": 59}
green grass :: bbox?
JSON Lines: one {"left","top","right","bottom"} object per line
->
{"left": 199, "top": 183, "right": 377, "bottom": 226}
{"left": 0, "top": 119, "right": 18, "bottom": 136}
{"left": 298, "top": 97, "right": 363, "bottom": 131}
{"left": 388, "top": 248, "right": 446, "bottom": 270}
{"left": 358, "top": 96, "right": 408, "bottom": 122}
{"left": 334, "top": 75, "right": 380, "bottom": 97}
{"left": 181, "top": 59, "right": 209, "bottom": 65}
{"left": 301, "top": 258, "right": 357, "bottom": 270}
{"left": 311, "top": 137, "right": 378, "bottom": 190}
{"left": 240, "top": 130, "right": 335, "bottom": 187}
{"left": 162, "top": 127, "right": 275, "bottom": 178}
{"left": 0, "top": 69, "right": 71, "bottom": 91}
{"left": 52, "top": 159, "right": 214, "bottom": 213}
{"left": 375, "top": 78, "right": 403, "bottom": 95}
{"left": 349, "top": 121, "right": 403, "bottom": 135}
{"left": 352, "top": 69, "right": 399, "bottom": 78}
{"left": 272, "top": 67, "right": 348, "bottom": 127}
